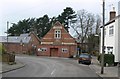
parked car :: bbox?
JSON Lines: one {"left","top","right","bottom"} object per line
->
{"left": 78, "top": 53, "right": 92, "bottom": 65}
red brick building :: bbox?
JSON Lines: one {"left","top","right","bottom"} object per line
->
{"left": 37, "top": 21, "right": 77, "bottom": 57}
{"left": 1, "top": 32, "right": 40, "bottom": 54}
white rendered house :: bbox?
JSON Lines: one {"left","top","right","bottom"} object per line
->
{"left": 100, "top": 7, "right": 120, "bottom": 63}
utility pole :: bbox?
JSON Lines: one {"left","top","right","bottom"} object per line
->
{"left": 101, "top": 0, "right": 105, "bottom": 74}
{"left": 6, "top": 21, "right": 9, "bottom": 53}
{"left": 7, "top": 21, "right": 9, "bottom": 43}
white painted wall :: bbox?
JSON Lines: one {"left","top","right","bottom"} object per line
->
{"left": 100, "top": 1, "right": 120, "bottom": 62}
{"left": 118, "top": 1, "right": 120, "bottom": 15}
{"left": 104, "top": 23, "right": 115, "bottom": 48}
{"left": 105, "top": 22, "right": 115, "bottom": 55}
{"left": 117, "top": 17, "right": 120, "bottom": 62}
{"left": 100, "top": 22, "right": 115, "bottom": 53}
{"left": 115, "top": 18, "right": 119, "bottom": 62}
{"left": 100, "top": 19, "right": 119, "bottom": 62}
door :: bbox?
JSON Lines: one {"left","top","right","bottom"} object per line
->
{"left": 50, "top": 48, "right": 58, "bottom": 57}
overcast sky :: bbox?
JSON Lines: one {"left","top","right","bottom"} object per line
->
{"left": 0, "top": 0, "right": 119, "bottom": 36}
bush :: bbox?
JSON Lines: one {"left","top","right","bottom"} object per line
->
{"left": 98, "top": 54, "right": 115, "bottom": 66}
{"left": 1, "top": 44, "right": 7, "bottom": 54}
{"left": 0, "top": 43, "right": 3, "bottom": 55}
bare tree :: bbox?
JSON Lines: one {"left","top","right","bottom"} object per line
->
{"left": 70, "top": 9, "right": 95, "bottom": 43}
{"left": 95, "top": 15, "right": 101, "bottom": 35}
{"left": 70, "top": 9, "right": 101, "bottom": 54}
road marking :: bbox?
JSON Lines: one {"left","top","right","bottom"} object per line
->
{"left": 51, "top": 69, "right": 56, "bottom": 76}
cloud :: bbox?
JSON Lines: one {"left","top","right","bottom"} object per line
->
{"left": 0, "top": 0, "right": 119, "bottom": 36}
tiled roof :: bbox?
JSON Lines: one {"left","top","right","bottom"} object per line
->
{"left": 100, "top": 15, "right": 120, "bottom": 28}
{"left": 0, "top": 34, "right": 31, "bottom": 43}
{"left": 20, "top": 33, "right": 29, "bottom": 37}
{"left": 54, "top": 21, "right": 62, "bottom": 26}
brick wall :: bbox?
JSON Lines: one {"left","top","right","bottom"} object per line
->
{"left": 37, "top": 45, "right": 77, "bottom": 57}
{"left": 37, "top": 21, "right": 77, "bottom": 57}
{"left": 3, "top": 32, "right": 40, "bottom": 54}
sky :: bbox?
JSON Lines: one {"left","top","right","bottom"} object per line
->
{"left": 0, "top": 0, "right": 119, "bottom": 36}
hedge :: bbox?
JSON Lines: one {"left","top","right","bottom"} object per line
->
{"left": 98, "top": 54, "right": 115, "bottom": 66}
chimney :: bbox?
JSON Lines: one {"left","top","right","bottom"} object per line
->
{"left": 110, "top": 7, "right": 116, "bottom": 20}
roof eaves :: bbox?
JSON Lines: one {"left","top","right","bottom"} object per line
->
{"left": 100, "top": 15, "right": 120, "bottom": 28}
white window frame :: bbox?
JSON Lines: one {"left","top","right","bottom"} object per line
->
{"left": 109, "top": 25, "right": 114, "bottom": 36}
{"left": 62, "top": 48, "right": 68, "bottom": 53}
{"left": 107, "top": 47, "right": 113, "bottom": 54}
{"left": 104, "top": 28, "right": 106, "bottom": 36}
{"left": 38, "top": 48, "right": 47, "bottom": 52}
{"left": 54, "top": 30, "right": 61, "bottom": 39}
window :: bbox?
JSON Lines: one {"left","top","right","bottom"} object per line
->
{"left": 107, "top": 47, "right": 113, "bottom": 54}
{"left": 38, "top": 48, "right": 47, "bottom": 52}
{"left": 109, "top": 26, "right": 114, "bottom": 35}
{"left": 62, "top": 48, "right": 68, "bottom": 53}
{"left": 54, "top": 30, "right": 61, "bottom": 39}
{"left": 24, "top": 37, "right": 27, "bottom": 39}
{"left": 104, "top": 28, "right": 106, "bottom": 36}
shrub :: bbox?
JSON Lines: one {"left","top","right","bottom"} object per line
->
{"left": 98, "top": 54, "right": 115, "bottom": 66}
{"left": 1, "top": 44, "right": 7, "bottom": 54}
{"left": 0, "top": 43, "right": 2, "bottom": 54}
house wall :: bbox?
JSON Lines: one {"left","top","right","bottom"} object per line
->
{"left": 104, "top": 22, "right": 115, "bottom": 54}
{"left": 37, "top": 45, "right": 77, "bottom": 57}
{"left": 115, "top": 17, "right": 120, "bottom": 62}
{"left": 29, "top": 33, "right": 40, "bottom": 54}
{"left": 3, "top": 43, "right": 31, "bottom": 54}
{"left": 37, "top": 21, "right": 77, "bottom": 57}
{"left": 115, "top": 18, "right": 119, "bottom": 62}
{"left": 100, "top": 18, "right": 120, "bottom": 62}
{"left": 3, "top": 43, "right": 24, "bottom": 53}
{"left": 118, "top": 17, "right": 120, "bottom": 62}
{"left": 22, "top": 43, "right": 29, "bottom": 54}
{"left": 100, "top": 22, "right": 115, "bottom": 54}
{"left": 30, "top": 33, "right": 40, "bottom": 46}
{"left": 3, "top": 33, "right": 40, "bottom": 54}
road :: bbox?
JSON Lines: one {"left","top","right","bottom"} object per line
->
{"left": 3, "top": 55, "right": 101, "bottom": 77}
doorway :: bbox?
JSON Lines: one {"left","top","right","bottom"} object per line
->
{"left": 50, "top": 48, "right": 58, "bottom": 57}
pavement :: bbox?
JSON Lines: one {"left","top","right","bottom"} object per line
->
{"left": 89, "top": 56, "right": 119, "bottom": 78}
{"left": 0, "top": 60, "right": 25, "bottom": 74}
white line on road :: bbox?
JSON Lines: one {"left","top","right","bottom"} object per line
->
{"left": 51, "top": 69, "right": 56, "bottom": 76}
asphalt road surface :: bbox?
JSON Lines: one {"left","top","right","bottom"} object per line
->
{"left": 3, "top": 55, "right": 100, "bottom": 77}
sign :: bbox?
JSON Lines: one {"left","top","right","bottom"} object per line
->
{"left": 77, "top": 48, "right": 80, "bottom": 51}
